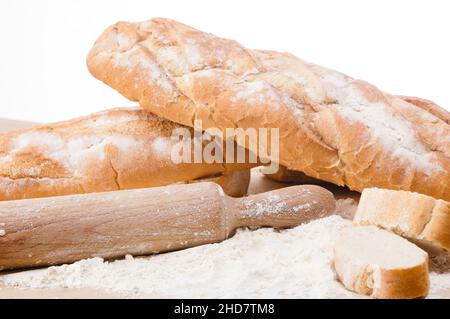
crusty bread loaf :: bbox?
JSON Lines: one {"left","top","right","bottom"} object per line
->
{"left": 334, "top": 226, "right": 429, "bottom": 299}
{"left": 263, "top": 97, "right": 448, "bottom": 187}
{"left": 87, "top": 18, "right": 450, "bottom": 201}
{"left": 191, "top": 170, "right": 250, "bottom": 198}
{"left": 0, "top": 108, "right": 255, "bottom": 200}
{"left": 398, "top": 95, "right": 450, "bottom": 125}
{"left": 354, "top": 188, "right": 450, "bottom": 255}
{"left": 264, "top": 165, "right": 328, "bottom": 185}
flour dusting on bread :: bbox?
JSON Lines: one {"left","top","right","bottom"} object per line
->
{"left": 113, "top": 50, "right": 174, "bottom": 92}
{"left": 87, "top": 18, "right": 450, "bottom": 200}
{"left": 0, "top": 107, "right": 255, "bottom": 200}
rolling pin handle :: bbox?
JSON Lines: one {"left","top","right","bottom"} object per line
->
{"left": 232, "top": 185, "right": 336, "bottom": 229}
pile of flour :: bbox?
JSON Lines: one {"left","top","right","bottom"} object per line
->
{"left": 2, "top": 214, "right": 450, "bottom": 298}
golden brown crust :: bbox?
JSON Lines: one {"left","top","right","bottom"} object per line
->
{"left": 264, "top": 165, "right": 328, "bottom": 185}
{"left": 0, "top": 108, "right": 254, "bottom": 200}
{"left": 192, "top": 170, "right": 250, "bottom": 198}
{"left": 398, "top": 95, "right": 450, "bottom": 125}
{"left": 422, "top": 200, "right": 450, "bottom": 252}
{"left": 87, "top": 18, "right": 450, "bottom": 201}
{"left": 377, "top": 263, "right": 429, "bottom": 299}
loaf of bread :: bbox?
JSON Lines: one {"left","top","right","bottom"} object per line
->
{"left": 354, "top": 188, "right": 450, "bottom": 256}
{"left": 398, "top": 95, "right": 450, "bottom": 125}
{"left": 266, "top": 95, "right": 449, "bottom": 186}
{"left": 264, "top": 165, "right": 328, "bottom": 185}
{"left": 0, "top": 108, "right": 255, "bottom": 200}
{"left": 87, "top": 18, "right": 450, "bottom": 201}
{"left": 191, "top": 170, "right": 250, "bottom": 198}
{"left": 334, "top": 226, "right": 429, "bottom": 299}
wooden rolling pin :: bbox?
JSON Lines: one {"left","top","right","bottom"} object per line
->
{"left": 0, "top": 182, "right": 335, "bottom": 270}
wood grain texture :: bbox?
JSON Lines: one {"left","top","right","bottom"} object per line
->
{"left": 0, "top": 182, "right": 335, "bottom": 270}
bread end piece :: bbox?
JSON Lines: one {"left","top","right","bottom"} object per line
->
{"left": 334, "top": 226, "right": 429, "bottom": 299}
{"left": 354, "top": 188, "right": 450, "bottom": 255}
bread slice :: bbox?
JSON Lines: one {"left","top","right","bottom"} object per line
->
{"left": 334, "top": 226, "right": 429, "bottom": 299}
{"left": 354, "top": 188, "right": 450, "bottom": 255}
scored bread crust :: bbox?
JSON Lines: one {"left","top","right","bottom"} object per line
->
{"left": 268, "top": 98, "right": 449, "bottom": 186}
{"left": 398, "top": 95, "right": 450, "bottom": 125}
{"left": 0, "top": 108, "right": 254, "bottom": 200}
{"left": 354, "top": 188, "right": 450, "bottom": 255}
{"left": 87, "top": 18, "right": 450, "bottom": 201}
{"left": 334, "top": 226, "right": 429, "bottom": 299}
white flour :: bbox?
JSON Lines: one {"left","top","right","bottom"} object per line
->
{"left": 311, "top": 63, "right": 444, "bottom": 175}
{"left": 1, "top": 216, "right": 356, "bottom": 298}
{"left": 1, "top": 214, "right": 449, "bottom": 298}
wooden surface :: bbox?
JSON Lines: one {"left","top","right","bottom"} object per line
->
{"left": 0, "top": 118, "right": 36, "bottom": 132}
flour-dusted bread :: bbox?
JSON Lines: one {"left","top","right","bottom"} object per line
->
{"left": 0, "top": 108, "right": 255, "bottom": 200}
{"left": 334, "top": 226, "right": 429, "bottom": 299}
{"left": 87, "top": 18, "right": 450, "bottom": 201}
{"left": 354, "top": 188, "right": 450, "bottom": 255}
{"left": 265, "top": 93, "right": 446, "bottom": 185}
{"left": 398, "top": 96, "right": 450, "bottom": 125}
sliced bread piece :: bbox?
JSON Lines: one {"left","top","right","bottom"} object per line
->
{"left": 334, "top": 226, "right": 429, "bottom": 299}
{"left": 354, "top": 188, "right": 450, "bottom": 255}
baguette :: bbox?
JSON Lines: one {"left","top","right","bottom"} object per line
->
{"left": 264, "top": 98, "right": 450, "bottom": 186}
{"left": 87, "top": 18, "right": 450, "bottom": 201}
{"left": 0, "top": 108, "right": 255, "bottom": 200}
{"left": 191, "top": 170, "right": 250, "bottom": 198}
{"left": 264, "top": 165, "right": 327, "bottom": 185}
{"left": 354, "top": 188, "right": 450, "bottom": 255}
{"left": 334, "top": 226, "right": 429, "bottom": 299}
{"left": 398, "top": 96, "right": 450, "bottom": 125}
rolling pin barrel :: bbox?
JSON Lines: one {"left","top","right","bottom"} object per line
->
{"left": 0, "top": 182, "right": 335, "bottom": 270}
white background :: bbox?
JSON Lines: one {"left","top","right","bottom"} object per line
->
{"left": 0, "top": 0, "right": 449, "bottom": 123}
